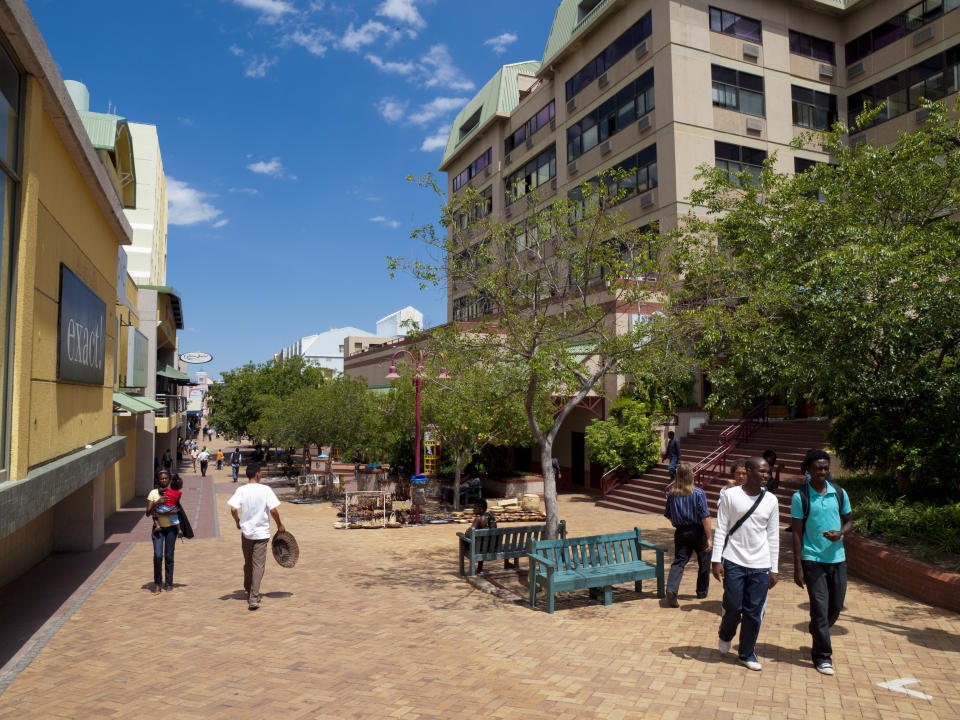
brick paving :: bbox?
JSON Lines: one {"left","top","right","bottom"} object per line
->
{"left": 0, "top": 455, "right": 959, "bottom": 718}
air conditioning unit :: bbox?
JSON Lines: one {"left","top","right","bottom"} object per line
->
{"left": 847, "top": 62, "right": 864, "bottom": 79}
{"left": 637, "top": 114, "right": 652, "bottom": 132}
{"left": 550, "top": 117, "right": 556, "bottom": 131}
{"left": 819, "top": 64, "right": 834, "bottom": 79}
{"left": 913, "top": 26, "right": 934, "bottom": 46}
{"left": 743, "top": 43, "right": 760, "bottom": 59}
{"left": 599, "top": 140, "right": 612, "bottom": 155}
{"left": 745, "top": 117, "right": 763, "bottom": 133}
{"left": 640, "top": 191, "right": 654, "bottom": 208}
{"left": 505, "top": 205, "right": 513, "bottom": 217}
{"left": 526, "top": 137, "right": 535, "bottom": 149}
{"left": 635, "top": 40, "right": 648, "bottom": 59}
{"left": 504, "top": 152, "right": 512, "bottom": 165}
{"left": 598, "top": 72, "right": 609, "bottom": 88}
{"left": 566, "top": 97, "right": 577, "bottom": 113}
{"left": 567, "top": 160, "right": 578, "bottom": 175}
{"left": 550, "top": 178, "right": 557, "bottom": 190}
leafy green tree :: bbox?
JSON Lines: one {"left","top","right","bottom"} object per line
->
{"left": 391, "top": 172, "right": 669, "bottom": 537}
{"left": 584, "top": 396, "right": 661, "bottom": 477}
{"left": 670, "top": 99, "right": 960, "bottom": 494}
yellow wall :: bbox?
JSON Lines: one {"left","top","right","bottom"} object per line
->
{"left": 0, "top": 511, "right": 53, "bottom": 586}
{"left": 105, "top": 415, "right": 138, "bottom": 516}
{"left": 8, "top": 77, "right": 121, "bottom": 483}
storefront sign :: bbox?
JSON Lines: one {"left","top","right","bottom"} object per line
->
{"left": 57, "top": 264, "right": 106, "bottom": 385}
{"left": 116, "top": 247, "right": 127, "bottom": 302}
{"left": 179, "top": 351, "right": 212, "bottom": 364}
{"left": 126, "top": 326, "right": 148, "bottom": 388}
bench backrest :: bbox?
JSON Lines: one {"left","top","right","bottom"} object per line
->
{"left": 527, "top": 528, "right": 645, "bottom": 572}
{"left": 473, "top": 520, "right": 567, "bottom": 556}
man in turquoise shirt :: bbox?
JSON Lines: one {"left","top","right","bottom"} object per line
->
{"left": 791, "top": 449, "right": 853, "bottom": 676}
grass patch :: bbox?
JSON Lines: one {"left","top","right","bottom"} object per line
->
{"left": 836, "top": 474, "right": 960, "bottom": 571}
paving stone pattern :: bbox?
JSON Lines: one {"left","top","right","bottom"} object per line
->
{"left": 0, "top": 456, "right": 958, "bottom": 718}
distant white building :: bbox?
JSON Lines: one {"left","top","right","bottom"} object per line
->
{"left": 376, "top": 306, "right": 423, "bottom": 337}
{"left": 281, "top": 327, "right": 375, "bottom": 374}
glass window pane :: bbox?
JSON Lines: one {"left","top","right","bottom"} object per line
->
{"left": 740, "top": 90, "right": 764, "bottom": 116}
{"left": 739, "top": 72, "right": 764, "bottom": 93}
{"left": 736, "top": 16, "right": 762, "bottom": 42}
{"left": 583, "top": 124, "right": 598, "bottom": 152}
{"left": 710, "top": 7, "right": 722, "bottom": 32}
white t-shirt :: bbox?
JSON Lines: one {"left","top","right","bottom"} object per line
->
{"left": 227, "top": 483, "right": 281, "bottom": 540}
{"left": 711, "top": 486, "right": 779, "bottom": 573}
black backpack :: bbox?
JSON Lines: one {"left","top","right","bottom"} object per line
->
{"left": 798, "top": 479, "right": 846, "bottom": 538}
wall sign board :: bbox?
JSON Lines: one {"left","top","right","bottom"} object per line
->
{"left": 127, "top": 326, "right": 149, "bottom": 388}
{"left": 57, "top": 264, "right": 106, "bottom": 385}
{"left": 179, "top": 351, "right": 213, "bottom": 364}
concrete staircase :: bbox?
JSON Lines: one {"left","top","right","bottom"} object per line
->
{"left": 596, "top": 419, "right": 831, "bottom": 524}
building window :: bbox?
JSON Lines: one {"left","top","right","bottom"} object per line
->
{"left": 794, "top": 157, "right": 820, "bottom": 173}
{"left": 792, "top": 86, "right": 837, "bottom": 130}
{"left": 474, "top": 186, "right": 493, "bottom": 220}
{"left": 565, "top": 12, "right": 653, "bottom": 101}
{"left": 505, "top": 145, "right": 556, "bottom": 206}
{"left": 567, "top": 69, "right": 654, "bottom": 162}
{"left": 459, "top": 108, "right": 482, "bottom": 141}
{"left": 711, "top": 65, "right": 764, "bottom": 116}
{"left": 568, "top": 144, "right": 657, "bottom": 222}
{"left": 0, "top": 42, "right": 20, "bottom": 481}
{"left": 452, "top": 147, "right": 492, "bottom": 192}
{"left": 715, "top": 141, "right": 766, "bottom": 184}
{"left": 848, "top": 43, "right": 960, "bottom": 128}
{"left": 788, "top": 30, "right": 835, "bottom": 64}
{"left": 577, "top": 0, "right": 604, "bottom": 23}
{"left": 846, "top": 0, "right": 959, "bottom": 65}
{"left": 452, "top": 294, "right": 492, "bottom": 321}
{"left": 709, "top": 7, "right": 762, "bottom": 44}
{"left": 505, "top": 101, "right": 556, "bottom": 155}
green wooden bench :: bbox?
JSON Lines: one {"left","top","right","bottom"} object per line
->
{"left": 458, "top": 521, "right": 567, "bottom": 577}
{"left": 525, "top": 527, "right": 666, "bottom": 613}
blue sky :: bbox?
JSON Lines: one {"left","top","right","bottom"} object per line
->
{"left": 28, "top": 0, "right": 555, "bottom": 379}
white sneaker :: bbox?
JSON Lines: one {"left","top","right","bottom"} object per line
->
{"left": 815, "top": 662, "right": 835, "bottom": 676}
{"left": 718, "top": 638, "right": 731, "bottom": 654}
{"left": 739, "top": 658, "right": 762, "bottom": 671}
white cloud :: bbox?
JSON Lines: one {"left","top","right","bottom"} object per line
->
{"left": 420, "top": 45, "right": 474, "bottom": 91}
{"left": 229, "top": 187, "right": 260, "bottom": 194}
{"left": 365, "top": 54, "right": 415, "bottom": 75}
{"left": 340, "top": 20, "right": 390, "bottom": 52}
{"left": 370, "top": 216, "right": 401, "bottom": 229}
{"left": 408, "top": 97, "right": 467, "bottom": 125}
{"left": 229, "top": 44, "right": 245, "bottom": 56}
{"left": 167, "top": 178, "right": 223, "bottom": 226}
{"left": 420, "top": 125, "right": 450, "bottom": 152}
{"left": 245, "top": 55, "right": 278, "bottom": 77}
{"left": 484, "top": 32, "right": 518, "bottom": 54}
{"left": 376, "top": 0, "right": 426, "bottom": 30}
{"left": 233, "top": 0, "right": 295, "bottom": 16}
{"left": 288, "top": 27, "right": 335, "bottom": 56}
{"left": 213, "top": 219, "right": 230, "bottom": 228}
{"left": 178, "top": 116, "right": 194, "bottom": 126}
{"left": 377, "top": 98, "right": 408, "bottom": 122}
{"left": 247, "top": 157, "right": 286, "bottom": 177}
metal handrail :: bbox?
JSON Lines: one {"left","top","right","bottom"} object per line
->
{"left": 694, "top": 401, "right": 769, "bottom": 487}
{"left": 155, "top": 393, "right": 186, "bottom": 418}
{"left": 600, "top": 463, "right": 626, "bottom": 498}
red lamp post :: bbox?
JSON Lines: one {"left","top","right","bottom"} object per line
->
{"left": 385, "top": 349, "right": 448, "bottom": 476}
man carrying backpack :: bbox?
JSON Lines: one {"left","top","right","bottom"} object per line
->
{"left": 230, "top": 447, "right": 242, "bottom": 482}
{"left": 791, "top": 449, "right": 853, "bottom": 677}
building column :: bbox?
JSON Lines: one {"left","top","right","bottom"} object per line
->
{"left": 52, "top": 473, "right": 105, "bottom": 552}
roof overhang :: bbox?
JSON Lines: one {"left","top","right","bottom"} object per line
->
{"left": 140, "top": 285, "right": 184, "bottom": 329}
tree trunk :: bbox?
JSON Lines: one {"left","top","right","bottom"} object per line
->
{"left": 453, "top": 453, "right": 465, "bottom": 511}
{"left": 540, "top": 441, "right": 559, "bottom": 539}
{"left": 896, "top": 467, "right": 912, "bottom": 495}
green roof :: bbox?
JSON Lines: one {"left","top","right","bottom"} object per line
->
{"left": 113, "top": 392, "right": 152, "bottom": 414}
{"left": 157, "top": 365, "right": 191, "bottom": 382}
{"left": 542, "top": 0, "right": 615, "bottom": 68}
{"left": 78, "top": 112, "right": 127, "bottom": 151}
{"left": 440, "top": 61, "right": 542, "bottom": 170}
{"left": 130, "top": 394, "right": 164, "bottom": 410}
{"left": 139, "top": 285, "right": 184, "bottom": 329}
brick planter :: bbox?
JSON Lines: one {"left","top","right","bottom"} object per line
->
{"left": 844, "top": 532, "right": 960, "bottom": 613}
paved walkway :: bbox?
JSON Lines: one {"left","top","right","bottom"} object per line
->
{"left": 0, "top": 457, "right": 958, "bottom": 718}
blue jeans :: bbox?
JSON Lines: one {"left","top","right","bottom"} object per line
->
{"left": 668, "top": 456, "right": 679, "bottom": 481}
{"left": 152, "top": 524, "right": 178, "bottom": 587}
{"left": 232, "top": 465, "right": 240, "bottom": 481}
{"left": 719, "top": 559, "right": 770, "bottom": 662}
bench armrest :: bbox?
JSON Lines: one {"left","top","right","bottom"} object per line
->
{"left": 525, "top": 553, "right": 555, "bottom": 569}
{"left": 637, "top": 540, "right": 668, "bottom": 554}
{"left": 457, "top": 532, "right": 472, "bottom": 542}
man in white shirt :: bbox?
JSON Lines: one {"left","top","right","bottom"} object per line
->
{"left": 711, "top": 456, "right": 780, "bottom": 671}
{"left": 227, "top": 462, "right": 286, "bottom": 610}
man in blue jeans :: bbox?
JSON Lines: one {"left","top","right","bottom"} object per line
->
{"left": 711, "top": 456, "right": 780, "bottom": 671}
{"left": 791, "top": 449, "right": 852, "bottom": 676}
{"left": 662, "top": 431, "right": 681, "bottom": 482}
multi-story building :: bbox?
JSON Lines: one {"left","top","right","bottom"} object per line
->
{"left": 438, "top": 0, "right": 960, "bottom": 491}
{"left": 124, "top": 122, "right": 168, "bottom": 286}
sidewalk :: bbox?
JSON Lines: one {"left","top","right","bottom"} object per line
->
{"left": 0, "top": 464, "right": 958, "bottom": 718}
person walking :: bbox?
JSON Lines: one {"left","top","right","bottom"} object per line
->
{"left": 791, "top": 449, "right": 852, "bottom": 676}
{"left": 663, "top": 463, "right": 712, "bottom": 607}
{"left": 146, "top": 470, "right": 179, "bottom": 593}
{"left": 216, "top": 448, "right": 224, "bottom": 471}
{"left": 230, "top": 447, "right": 242, "bottom": 482}
{"left": 227, "top": 463, "right": 285, "bottom": 610}
{"left": 198, "top": 447, "right": 209, "bottom": 477}
{"left": 712, "top": 456, "right": 780, "bottom": 671}
{"left": 190, "top": 444, "right": 197, "bottom": 472}
{"left": 662, "top": 431, "right": 681, "bottom": 483}
{"left": 161, "top": 449, "right": 172, "bottom": 472}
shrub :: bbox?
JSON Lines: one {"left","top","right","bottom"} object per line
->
{"left": 584, "top": 397, "right": 661, "bottom": 477}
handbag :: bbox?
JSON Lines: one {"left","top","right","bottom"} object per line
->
{"left": 177, "top": 504, "right": 194, "bottom": 539}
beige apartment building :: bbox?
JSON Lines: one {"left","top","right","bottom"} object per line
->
{"left": 433, "top": 0, "right": 960, "bottom": 491}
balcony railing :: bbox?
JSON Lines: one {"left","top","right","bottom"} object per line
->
{"left": 155, "top": 393, "right": 186, "bottom": 418}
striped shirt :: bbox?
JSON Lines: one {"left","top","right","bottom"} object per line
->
{"left": 664, "top": 487, "right": 709, "bottom": 527}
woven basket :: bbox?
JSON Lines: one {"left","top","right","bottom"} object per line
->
{"left": 271, "top": 530, "right": 299, "bottom": 568}
{"left": 521, "top": 494, "right": 541, "bottom": 513}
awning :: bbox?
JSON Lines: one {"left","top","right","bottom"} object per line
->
{"left": 139, "top": 285, "right": 184, "bottom": 329}
{"left": 157, "top": 365, "right": 191, "bottom": 383}
{"left": 129, "top": 394, "right": 164, "bottom": 410}
{"left": 113, "top": 392, "right": 152, "bottom": 414}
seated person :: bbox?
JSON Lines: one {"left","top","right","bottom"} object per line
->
{"left": 462, "top": 498, "right": 499, "bottom": 572}
{"left": 155, "top": 475, "right": 183, "bottom": 527}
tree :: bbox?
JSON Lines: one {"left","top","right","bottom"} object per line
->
{"left": 669, "top": 99, "right": 960, "bottom": 495}
{"left": 391, "top": 171, "right": 669, "bottom": 537}
{"left": 584, "top": 395, "right": 661, "bottom": 477}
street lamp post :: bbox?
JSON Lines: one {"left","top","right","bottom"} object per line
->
{"left": 385, "top": 349, "right": 448, "bottom": 476}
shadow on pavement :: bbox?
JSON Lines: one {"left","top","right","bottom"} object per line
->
{"left": 844, "top": 614, "right": 960, "bottom": 652}
{"left": 218, "top": 589, "right": 293, "bottom": 601}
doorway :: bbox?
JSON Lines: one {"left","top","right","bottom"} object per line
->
{"left": 571, "top": 432, "right": 585, "bottom": 486}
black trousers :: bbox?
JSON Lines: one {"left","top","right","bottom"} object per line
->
{"left": 666, "top": 524, "right": 710, "bottom": 597}
{"left": 802, "top": 560, "right": 847, "bottom": 664}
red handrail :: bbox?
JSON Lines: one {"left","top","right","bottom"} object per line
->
{"left": 694, "top": 401, "right": 769, "bottom": 487}
{"left": 600, "top": 463, "right": 626, "bottom": 498}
